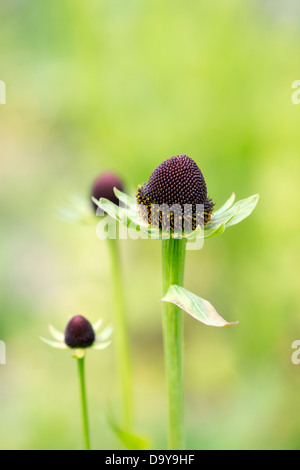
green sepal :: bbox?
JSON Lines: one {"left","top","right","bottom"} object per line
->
{"left": 93, "top": 190, "right": 259, "bottom": 242}
{"left": 72, "top": 348, "right": 86, "bottom": 359}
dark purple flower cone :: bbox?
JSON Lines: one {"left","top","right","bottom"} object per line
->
{"left": 91, "top": 172, "right": 124, "bottom": 212}
{"left": 136, "top": 154, "right": 214, "bottom": 231}
{"left": 65, "top": 316, "right": 95, "bottom": 349}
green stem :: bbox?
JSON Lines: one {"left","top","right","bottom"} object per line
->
{"left": 77, "top": 356, "right": 90, "bottom": 450}
{"left": 161, "top": 237, "right": 187, "bottom": 450}
{"left": 107, "top": 237, "right": 133, "bottom": 430}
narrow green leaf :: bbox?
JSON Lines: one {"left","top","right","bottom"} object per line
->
{"left": 40, "top": 337, "right": 68, "bottom": 349}
{"left": 207, "top": 193, "right": 259, "bottom": 231}
{"left": 92, "top": 318, "right": 103, "bottom": 333}
{"left": 96, "top": 324, "right": 113, "bottom": 342}
{"left": 208, "top": 205, "right": 238, "bottom": 228}
{"left": 114, "top": 188, "right": 137, "bottom": 210}
{"left": 204, "top": 223, "right": 226, "bottom": 239}
{"left": 95, "top": 197, "right": 121, "bottom": 221}
{"left": 96, "top": 196, "right": 143, "bottom": 233}
{"left": 161, "top": 285, "right": 238, "bottom": 328}
{"left": 184, "top": 224, "right": 202, "bottom": 240}
{"left": 213, "top": 193, "right": 235, "bottom": 216}
{"left": 107, "top": 412, "right": 151, "bottom": 450}
{"left": 225, "top": 193, "right": 259, "bottom": 227}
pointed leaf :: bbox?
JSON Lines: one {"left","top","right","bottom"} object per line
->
{"left": 96, "top": 324, "right": 113, "bottom": 342}
{"left": 225, "top": 194, "right": 259, "bottom": 227}
{"left": 206, "top": 193, "right": 259, "bottom": 231}
{"left": 208, "top": 205, "right": 239, "bottom": 229}
{"left": 213, "top": 193, "right": 235, "bottom": 216}
{"left": 184, "top": 224, "right": 202, "bottom": 240}
{"left": 106, "top": 411, "right": 150, "bottom": 450}
{"left": 40, "top": 337, "right": 68, "bottom": 349}
{"left": 114, "top": 188, "right": 137, "bottom": 210}
{"left": 48, "top": 325, "right": 64, "bottom": 342}
{"left": 204, "top": 223, "right": 226, "bottom": 239}
{"left": 161, "top": 285, "right": 238, "bottom": 328}
{"left": 96, "top": 196, "right": 143, "bottom": 233}
{"left": 92, "top": 319, "right": 103, "bottom": 333}
{"left": 94, "top": 197, "right": 121, "bottom": 221}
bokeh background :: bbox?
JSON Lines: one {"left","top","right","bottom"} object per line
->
{"left": 1, "top": 0, "right": 300, "bottom": 450}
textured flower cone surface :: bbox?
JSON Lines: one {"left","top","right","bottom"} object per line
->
{"left": 136, "top": 154, "right": 214, "bottom": 231}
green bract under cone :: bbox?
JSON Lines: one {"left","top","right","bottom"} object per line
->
{"left": 136, "top": 155, "right": 214, "bottom": 231}
{"left": 93, "top": 186, "right": 259, "bottom": 242}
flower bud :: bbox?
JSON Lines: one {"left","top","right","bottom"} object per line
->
{"left": 65, "top": 316, "right": 95, "bottom": 349}
{"left": 91, "top": 172, "right": 124, "bottom": 212}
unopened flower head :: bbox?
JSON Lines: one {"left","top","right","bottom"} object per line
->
{"left": 40, "top": 316, "right": 113, "bottom": 358}
{"left": 91, "top": 172, "right": 124, "bottom": 212}
{"left": 65, "top": 316, "right": 95, "bottom": 349}
{"left": 136, "top": 154, "right": 214, "bottom": 231}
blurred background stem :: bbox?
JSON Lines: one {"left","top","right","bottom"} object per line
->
{"left": 77, "top": 356, "right": 90, "bottom": 450}
{"left": 161, "top": 237, "right": 187, "bottom": 450}
{"left": 107, "top": 236, "right": 133, "bottom": 431}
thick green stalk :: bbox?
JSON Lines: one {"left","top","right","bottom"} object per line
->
{"left": 77, "top": 357, "right": 90, "bottom": 450}
{"left": 161, "top": 237, "right": 187, "bottom": 450}
{"left": 107, "top": 237, "right": 133, "bottom": 430}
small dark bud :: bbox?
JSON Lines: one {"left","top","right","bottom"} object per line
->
{"left": 136, "top": 154, "right": 214, "bottom": 231}
{"left": 65, "top": 316, "right": 95, "bottom": 349}
{"left": 91, "top": 172, "right": 124, "bottom": 212}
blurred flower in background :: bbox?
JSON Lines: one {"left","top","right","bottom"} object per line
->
{"left": 91, "top": 172, "right": 124, "bottom": 212}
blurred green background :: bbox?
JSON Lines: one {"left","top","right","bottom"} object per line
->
{"left": 1, "top": 0, "right": 300, "bottom": 450}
